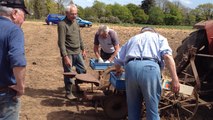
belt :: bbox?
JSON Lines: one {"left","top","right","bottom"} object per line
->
{"left": 127, "top": 57, "right": 159, "bottom": 63}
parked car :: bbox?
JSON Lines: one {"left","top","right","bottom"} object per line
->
{"left": 45, "top": 14, "right": 92, "bottom": 27}
{"left": 76, "top": 17, "right": 92, "bottom": 27}
{"left": 45, "top": 14, "right": 65, "bottom": 25}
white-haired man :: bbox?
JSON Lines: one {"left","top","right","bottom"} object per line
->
{"left": 58, "top": 4, "right": 86, "bottom": 100}
{"left": 0, "top": 0, "right": 29, "bottom": 119}
{"left": 94, "top": 25, "right": 120, "bottom": 63}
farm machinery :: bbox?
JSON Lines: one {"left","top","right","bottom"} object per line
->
{"left": 64, "top": 20, "right": 213, "bottom": 120}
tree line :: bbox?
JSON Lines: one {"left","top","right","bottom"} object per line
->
{"left": 25, "top": 0, "right": 213, "bottom": 26}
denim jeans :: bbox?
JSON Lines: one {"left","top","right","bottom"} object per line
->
{"left": 62, "top": 54, "right": 86, "bottom": 93}
{"left": 125, "top": 60, "right": 161, "bottom": 120}
{"left": 0, "top": 89, "right": 20, "bottom": 120}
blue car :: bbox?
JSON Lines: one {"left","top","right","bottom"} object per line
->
{"left": 45, "top": 14, "right": 92, "bottom": 27}
{"left": 76, "top": 17, "right": 92, "bottom": 27}
{"left": 45, "top": 14, "right": 65, "bottom": 25}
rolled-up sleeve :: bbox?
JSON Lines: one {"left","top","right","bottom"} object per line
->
{"left": 159, "top": 36, "right": 172, "bottom": 57}
{"left": 8, "top": 28, "right": 26, "bottom": 68}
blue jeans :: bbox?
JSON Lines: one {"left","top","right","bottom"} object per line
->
{"left": 0, "top": 89, "right": 20, "bottom": 120}
{"left": 125, "top": 60, "right": 161, "bottom": 120}
{"left": 62, "top": 54, "right": 86, "bottom": 93}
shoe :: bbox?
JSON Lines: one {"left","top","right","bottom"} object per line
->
{"left": 65, "top": 93, "right": 77, "bottom": 100}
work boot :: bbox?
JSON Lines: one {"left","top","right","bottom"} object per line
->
{"left": 65, "top": 93, "right": 77, "bottom": 100}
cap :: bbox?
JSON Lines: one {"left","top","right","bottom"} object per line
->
{"left": 0, "top": 0, "right": 30, "bottom": 14}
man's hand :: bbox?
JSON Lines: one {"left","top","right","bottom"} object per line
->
{"left": 171, "top": 79, "right": 180, "bottom": 93}
{"left": 9, "top": 85, "right": 25, "bottom": 98}
{"left": 98, "top": 57, "right": 104, "bottom": 63}
{"left": 64, "top": 56, "right": 72, "bottom": 67}
{"left": 11, "top": 67, "right": 26, "bottom": 98}
{"left": 82, "top": 50, "right": 86, "bottom": 59}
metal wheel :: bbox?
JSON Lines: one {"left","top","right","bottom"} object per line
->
{"left": 85, "top": 24, "right": 88, "bottom": 27}
{"left": 159, "top": 84, "right": 198, "bottom": 120}
{"left": 103, "top": 95, "right": 127, "bottom": 119}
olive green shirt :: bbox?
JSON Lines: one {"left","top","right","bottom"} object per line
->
{"left": 58, "top": 17, "right": 84, "bottom": 57}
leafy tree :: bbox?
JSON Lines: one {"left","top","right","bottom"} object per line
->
{"left": 45, "top": 0, "right": 58, "bottom": 15}
{"left": 111, "top": 4, "right": 133, "bottom": 23}
{"left": 134, "top": 9, "right": 149, "bottom": 24}
{"left": 91, "top": 0, "right": 107, "bottom": 18}
{"left": 164, "top": 2, "right": 183, "bottom": 25}
{"left": 191, "top": 8, "right": 205, "bottom": 22}
{"left": 148, "top": 6, "right": 164, "bottom": 25}
{"left": 196, "top": 3, "right": 213, "bottom": 20}
{"left": 184, "top": 12, "right": 196, "bottom": 25}
{"left": 77, "top": 5, "right": 84, "bottom": 18}
{"left": 140, "top": 0, "right": 155, "bottom": 14}
{"left": 83, "top": 7, "right": 98, "bottom": 22}
{"left": 33, "top": 0, "right": 43, "bottom": 19}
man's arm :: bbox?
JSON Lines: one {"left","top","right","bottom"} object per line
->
{"left": 57, "top": 22, "right": 67, "bottom": 57}
{"left": 108, "top": 44, "right": 120, "bottom": 62}
{"left": 10, "top": 67, "right": 26, "bottom": 97}
{"left": 163, "top": 54, "right": 180, "bottom": 93}
{"left": 94, "top": 44, "right": 101, "bottom": 58}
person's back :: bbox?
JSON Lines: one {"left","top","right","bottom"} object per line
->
{"left": 0, "top": 0, "right": 29, "bottom": 119}
{"left": 114, "top": 27, "right": 180, "bottom": 120}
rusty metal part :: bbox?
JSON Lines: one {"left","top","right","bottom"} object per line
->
{"left": 103, "top": 95, "right": 127, "bottom": 119}
{"left": 75, "top": 74, "right": 100, "bottom": 86}
{"left": 63, "top": 72, "right": 77, "bottom": 78}
{"left": 84, "top": 90, "right": 105, "bottom": 100}
{"left": 194, "top": 20, "right": 213, "bottom": 54}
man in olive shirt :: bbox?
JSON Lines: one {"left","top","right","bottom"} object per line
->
{"left": 58, "top": 4, "right": 86, "bottom": 100}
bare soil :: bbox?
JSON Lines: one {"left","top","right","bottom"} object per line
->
{"left": 19, "top": 21, "right": 213, "bottom": 120}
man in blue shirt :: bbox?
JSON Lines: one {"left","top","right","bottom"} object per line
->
{"left": 0, "top": 0, "right": 29, "bottom": 119}
{"left": 114, "top": 27, "right": 180, "bottom": 120}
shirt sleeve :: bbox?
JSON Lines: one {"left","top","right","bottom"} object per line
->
{"left": 114, "top": 42, "right": 128, "bottom": 66}
{"left": 8, "top": 28, "right": 26, "bottom": 68}
{"left": 109, "top": 30, "right": 119, "bottom": 46}
{"left": 57, "top": 22, "right": 67, "bottom": 57}
{"left": 159, "top": 35, "right": 172, "bottom": 57}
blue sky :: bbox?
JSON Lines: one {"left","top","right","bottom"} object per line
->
{"left": 72, "top": 0, "right": 213, "bottom": 9}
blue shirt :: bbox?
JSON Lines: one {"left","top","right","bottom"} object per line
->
{"left": 0, "top": 16, "right": 26, "bottom": 87}
{"left": 114, "top": 31, "right": 172, "bottom": 69}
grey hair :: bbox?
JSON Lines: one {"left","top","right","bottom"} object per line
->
{"left": 140, "top": 26, "right": 156, "bottom": 33}
{"left": 98, "top": 25, "right": 109, "bottom": 34}
{"left": 65, "top": 4, "right": 77, "bottom": 12}
{"left": 0, "top": 6, "right": 13, "bottom": 16}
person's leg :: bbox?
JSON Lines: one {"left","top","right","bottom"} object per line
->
{"left": 125, "top": 61, "right": 143, "bottom": 120}
{"left": 62, "top": 55, "right": 76, "bottom": 99}
{"left": 0, "top": 90, "right": 20, "bottom": 120}
{"left": 139, "top": 61, "right": 161, "bottom": 120}
{"left": 73, "top": 54, "right": 86, "bottom": 74}
{"left": 72, "top": 54, "right": 86, "bottom": 94}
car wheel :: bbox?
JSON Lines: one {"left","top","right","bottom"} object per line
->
{"left": 85, "top": 24, "right": 88, "bottom": 27}
{"left": 48, "top": 22, "right": 53, "bottom": 25}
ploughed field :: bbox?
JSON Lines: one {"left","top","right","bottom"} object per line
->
{"left": 20, "top": 21, "right": 213, "bottom": 120}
